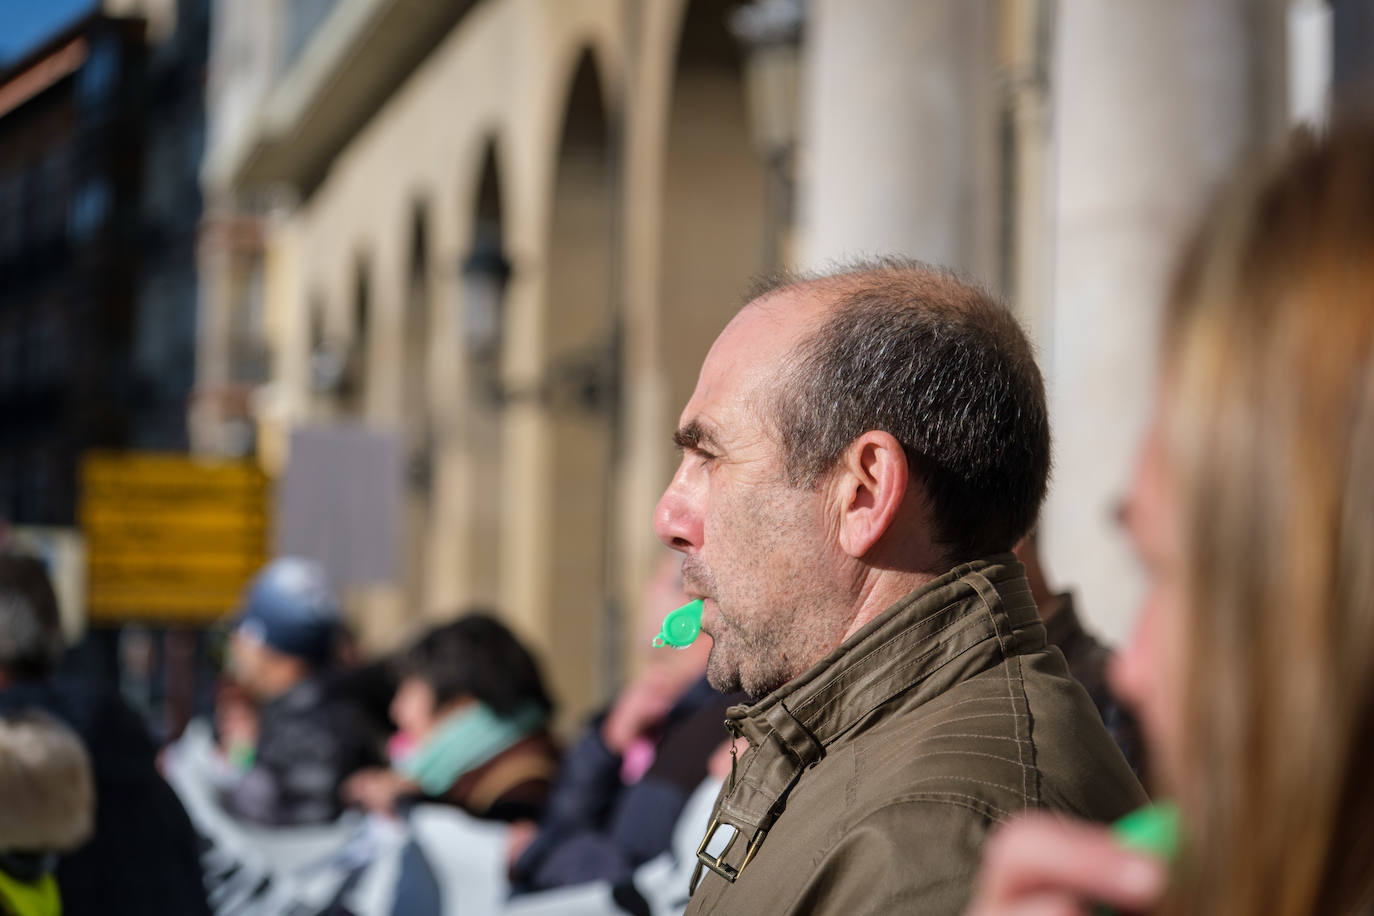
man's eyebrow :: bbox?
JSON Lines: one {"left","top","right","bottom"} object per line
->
{"left": 673, "top": 419, "right": 722, "bottom": 452}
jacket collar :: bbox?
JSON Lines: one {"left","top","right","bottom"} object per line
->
{"left": 700, "top": 555, "right": 1043, "bottom": 879}
{"left": 1041, "top": 591, "right": 1086, "bottom": 649}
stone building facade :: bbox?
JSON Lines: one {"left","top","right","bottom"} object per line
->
{"left": 201, "top": 0, "right": 1344, "bottom": 723}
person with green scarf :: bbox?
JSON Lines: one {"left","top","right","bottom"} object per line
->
{"left": 343, "top": 613, "right": 559, "bottom": 823}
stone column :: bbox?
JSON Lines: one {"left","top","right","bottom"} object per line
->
{"left": 799, "top": 0, "right": 999, "bottom": 281}
{"left": 1042, "top": 0, "right": 1262, "bottom": 641}
{"left": 192, "top": 209, "right": 234, "bottom": 410}
{"left": 189, "top": 206, "right": 252, "bottom": 456}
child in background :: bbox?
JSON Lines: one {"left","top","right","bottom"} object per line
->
{"left": 343, "top": 613, "right": 559, "bottom": 823}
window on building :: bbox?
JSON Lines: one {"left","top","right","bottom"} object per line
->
{"left": 184, "top": 116, "right": 205, "bottom": 197}
{"left": 0, "top": 452, "right": 15, "bottom": 520}
{"left": 69, "top": 177, "right": 112, "bottom": 242}
{"left": 349, "top": 256, "right": 371, "bottom": 410}
{"left": 78, "top": 36, "right": 120, "bottom": 108}
{"left": 16, "top": 454, "right": 37, "bottom": 522}
{"left": 26, "top": 307, "right": 63, "bottom": 388}
{"left": 229, "top": 253, "right": 269, "bottom": 383}
{"left": 284, "top": 0, "right": 340, "bottom": 70}
{"left": 38, "top": 148, "right": 71, "bottom": 242}
{"left": 0, "top": 173, "right": 16, "bottom": 257}
{"left": 17, "top": 165, "right": 37, "bottom": 250}
{"left": 144, "top": 126, "right": 177, "bottom": 222}
{"left": 0, "top": 319, "right": 17, "bottom": 394}
{"left": 134, "top": 267, "right": 195, "bottom": 397}
{"left": 18, "top": 451, "right": 56, "bottom": 524}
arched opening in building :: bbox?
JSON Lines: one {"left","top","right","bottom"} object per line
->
{"left": 464, "top": 140, "right": 506, "bottom": 608}
{"left": 543, "top": 48, "right": 617, "bottom": 714}
{"left": 657, "top": 0, "right": 767, "bottom": 472}
{"left": 348, "top": 253, "right": 371, "bottom": 415}
{"left": 402, "top": 201, "right": 433, "bottom": 613}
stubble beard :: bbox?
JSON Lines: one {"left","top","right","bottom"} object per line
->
{"left": 684, "top": 559, "right": 839, "bottom": 700}
{"left": 683, "top": 468, "right": 855, "bottom": 699}
{"left": 705, "top": 616, "right": 792, "bottom": 699}
{"left": 683, "top": 556, "right": 785, "bottom": 698}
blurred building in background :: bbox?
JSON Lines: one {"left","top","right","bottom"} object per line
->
{"left": 0, "top": 0, "right": 207, "bottom": 531}
{"left": 119, "top": 0, "right": 211, "bottom": 450}
{"left": 191, "top": 0, "right": 1369, "bottom": 725}
{"left": 199, "top": 0, "right": 781, "bottom": 722}
{"left": 0, "top": 0, "right": 212, "bottom": 738}
{"left": 0, "top": 14, "right": 147, "bottom": 528}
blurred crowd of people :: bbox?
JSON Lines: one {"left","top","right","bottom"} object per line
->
{"left": 0, "top": 518, "right": 1140, "bottom": 914}
{"left": 0, "top": 542, "right": 755, "bottom": 913}
{"left": 0, "top": 122, "right": 1372, "bottom": 915}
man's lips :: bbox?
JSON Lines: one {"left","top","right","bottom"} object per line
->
{"left": 695, "top": 596, "right": 720, "bottom": 633}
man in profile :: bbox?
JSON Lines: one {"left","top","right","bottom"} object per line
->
{"left": 654, "top": 259, "right": 1144, "bottom": 914}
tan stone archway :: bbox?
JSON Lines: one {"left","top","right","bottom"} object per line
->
{"left": 400, "top": 201, "right": 433, "bottom": 618}
{"left": 657, "top": 0, "right": 768, "bottom": 440}
{"left": 460, "top": 139, "right": 508, "bottom": 612}
{"left": 614, "top": 0, "right": 769, "bottom": 675}
{"left": 500, "top": 47, "right": 621, "bottom": 720}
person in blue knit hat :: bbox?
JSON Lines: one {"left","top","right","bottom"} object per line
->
{"left": 222, "top": 557, "right": 386, "bottom": 826}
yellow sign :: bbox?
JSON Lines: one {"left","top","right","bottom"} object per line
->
{"left": 81, "top": 452, "right": 270, "bottom": 624}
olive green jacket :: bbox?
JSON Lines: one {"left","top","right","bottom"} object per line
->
{"left": 684, "top": 556, "right": 1146, "bottom": 915}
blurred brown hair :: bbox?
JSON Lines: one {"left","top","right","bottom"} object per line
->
{"left": 1161, "top": 124, "right": 1374, "bottom": 915}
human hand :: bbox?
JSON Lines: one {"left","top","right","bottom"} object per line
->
{"left": 216, "top": 698, "right": 259, "bottom": 753}
{"left": 601, "top": 665, "right": 683, "bottom": 754}
{"left": 341, "top": 767, "right": 417, "bottom": 816}
{"left": 965, "top": 814, "right": 1167, "bottom": 916}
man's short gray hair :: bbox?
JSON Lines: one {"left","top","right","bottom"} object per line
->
{"left": 758, "top": 257, "right": 1051, "bottom": 563}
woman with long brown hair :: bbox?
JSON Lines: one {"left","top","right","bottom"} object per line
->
{"left": 967, "top": 125, "right": 1374, "bottom": 915}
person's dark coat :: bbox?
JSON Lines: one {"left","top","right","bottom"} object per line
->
{"left": 0, "top": 678, "right": 210, "bottom": 916}
{"left": 224, "top": 673, "right": 385, "bottom": 826}
{"left": 512, "top": 677, "right": 740, "bottom": 893}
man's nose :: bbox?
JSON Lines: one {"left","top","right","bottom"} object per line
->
{"left": 654, "top": 466, "right": 702, "bottom": 552}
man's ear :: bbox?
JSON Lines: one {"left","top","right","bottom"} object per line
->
{"left": 833, "top": 430, "right": 909, "bottom": 559}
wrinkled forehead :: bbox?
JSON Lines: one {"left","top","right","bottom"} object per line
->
{"left": 685, "top": 291, "right": 829, "bottom": 419}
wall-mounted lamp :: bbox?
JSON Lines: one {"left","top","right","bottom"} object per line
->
{"left": 460, "top": 238, "right": 618, "bottom": 415}
{"left": 729, "top": 0, "right": 805, "bottom": 271}
{"left": 729, "top": 0, "right": 805, "bottom": 161}
{"left": 460, "top": 236, "right": 513, "bottom": 365}
{"left": 309, "top": 338, "right": 356, "bottom": 396}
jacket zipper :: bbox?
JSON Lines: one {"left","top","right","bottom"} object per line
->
{"left": 724, "top": 718, "right": 742, "bottom": 792}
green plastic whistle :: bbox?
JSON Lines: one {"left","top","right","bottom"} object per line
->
{"left": 653, "top": 599, "right": 704, "bottom": 649}
{"left": 1112, "top": 802, "right": 1181, "bottom": 861}
{"left": 1094, "top": 803, "right": 1181, "bottom": 915}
